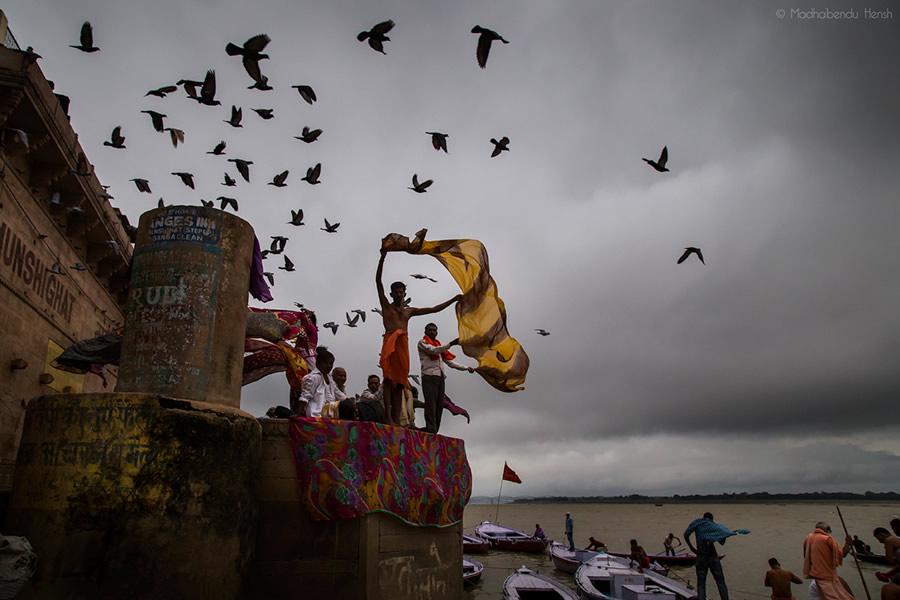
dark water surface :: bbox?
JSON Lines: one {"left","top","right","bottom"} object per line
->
{"left": 462, "top": 503, "right": 898, "bottom": 600}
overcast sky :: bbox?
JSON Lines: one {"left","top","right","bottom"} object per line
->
{"left": 7, "top": 0, "right": 899, "bottom": 497}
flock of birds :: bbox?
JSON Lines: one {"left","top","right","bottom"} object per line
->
{"left": 30, "top": 18, "right": 707, "bottom": 340}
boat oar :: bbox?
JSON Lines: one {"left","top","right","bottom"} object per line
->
{"left": 836, "top": 505, "right": 872, "bottom": 600}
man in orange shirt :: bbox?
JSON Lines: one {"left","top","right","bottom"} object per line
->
{"left": 803, "top": 521, "right": 854, "bottom": 600}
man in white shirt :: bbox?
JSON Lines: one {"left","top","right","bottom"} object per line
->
{"left": 417, "top": 323, "right": 474, "bottom": 434}
{"left": 298, "top": 347, "right": 345, "bottom": 417}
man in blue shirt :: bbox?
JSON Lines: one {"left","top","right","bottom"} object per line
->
{"left": 565, "top": 512, "right": 575, "bottom": 551}
{"left": 684, "top": 511, "right": 749, "bottom": 600}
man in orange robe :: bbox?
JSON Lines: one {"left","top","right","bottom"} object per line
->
{"left": 803, "top": 521, "right": 855, "bottom": 600}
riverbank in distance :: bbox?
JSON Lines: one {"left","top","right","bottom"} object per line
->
{"left": 468, "top": 491, "right": 900, "bottom": 505}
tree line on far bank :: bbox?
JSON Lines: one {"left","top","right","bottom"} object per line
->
{"left": 510, "top": 491, "right": 900, "bottom": 504}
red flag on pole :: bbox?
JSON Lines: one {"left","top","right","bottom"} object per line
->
{"left": 502, "top": 462, "right": 522, "bottom": 484}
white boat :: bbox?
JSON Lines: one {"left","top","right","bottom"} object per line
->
{"left": 475, "top": 521, "right": 551, "bottom": 553}
{"left": 574, "top": 553, "right": 696, "bottom": 600}
{"left": 548, "top": 541, "right": 601, "bottom": 573}
{"left": 463, "top": 556, "right": 484, "bottom": 584}
{"left": 503, "top": 566, "right": 579, "bottom": 599}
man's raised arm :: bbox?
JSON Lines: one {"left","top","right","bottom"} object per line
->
{"left": 376, "top": 249, "right": 388, "bottom": 306}
{"left": 412, "top": 294, "right": 462, "bottom": 317}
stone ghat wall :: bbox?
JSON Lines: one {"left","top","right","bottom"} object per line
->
{"left": 252, "top": 419, "right": 463, "bottom": 600}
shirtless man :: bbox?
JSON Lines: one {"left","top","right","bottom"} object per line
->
{"left": 376, "top": 248, "right": 461, "bottom": 426}
{"left": 873, "top": 527, "right": 900, "bottom": 583}
{"left": 765, "top": 557, "right": 802, "bottom": 600}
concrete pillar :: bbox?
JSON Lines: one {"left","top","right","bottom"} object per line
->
{"left": 117, "top": 206, "right": 254, "bottom": 408}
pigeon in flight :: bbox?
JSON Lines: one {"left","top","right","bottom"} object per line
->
{"left": 177, "top": 78, "right": 204, "bottom": 99}
{"left": 218, "top": 196, "right": 238, "bottom": 211}
{"left": 490, "top": 136, "right": 510, "bottom": 157}
{"left": 171, "top": 172, "right": 195, "bottom": 189}
{"left": 677, "top": 247, "right": 704, "bottom": 265}
{"left": 409, "top": 374, "right": 420, "bottom": 385}
{"left": 164, "top": 127, "right": 185, "bottom": 148}
{"left": 47, "top": 262, "right": 63, "bottom": 275}
{"left": 194, "top": 70, "right": 221, "bottom": 106}
{"left": 263, "top": 272, "right": 275, "bottom": 286}
{"left": 71, "top": 22, "right": 100, "bottom": 53}
{"left": 269, "top": 170, "right": 289, "bottom": 187}
{"left": 224, "top": 105, "right": 243, "bottom": 128}
{"left": 292, "top": 85, "right": 317, "bottom": 105}
{"left": 295, "top": 126, "right": 322, "bottom": 143}
{"left": 426, "top": 131, "right": 449, "bottom": 153}
{"left": 346, "top": 312, "right": 360, "bottom": 327}
{"left": 270, "top": 236, "right": 288, "bottom": 253}
{"left": 278, "top": 255, "right": 295, "bottom": 272}
{"left": 302, "top": 163, "right": 322, "bottom": 185}
{"left": 222, "top": 173, "right": 236, "bottom": 187}
{"left": 471, "top": 25, "right": 509, "bottom": 68}
{"left": 67, "top": 154, "right": 92, "bottom": 177}
{"left": 208, "top": 140, "right": 226, "bottom": 155}
{"left": 103, "top": 126, "right": 125, "bottom": 149}
{"left": 322, "top": 322, "right": 339, "bottom": 335}
{"left": 201, "top": 199, "right": 214, "bottom": 208}
{"left": 410, "top": 273, "right": 438, "bottom": 283}
{"left": 252, "top": 108, "right": 274, "bottom": 120}
{"left": 226, "top": 34, "right": 270, "bottom": 86}
{"left": 248, "top": 75, "right": 273, "bottom": 91}
{"left": 130, "top": 178, "right": 152, "bottom": 193}
{"left": 228, "top": 158, "right": 253, "bottom": 182}
{"left": 287, "top": 209, "right": 305, "bottom": 226}
{"left": 321, "top": 218, "right": 339, "bottom": 233}
{"left": 141, "top": 110, "right": 167, "bottom": 132}
{"left": 371, "top": 307, "right": 383, "bottom": 317}
{"left": 642, "top": 146, "right": 670, "bottom": 172}
{"left": 357, "top": 20, "right": 395, "bottom": 54}
{"left": 351, "top": 309, "right": 367, "bottom": 323}
{"left": 409, "top": 174, "right": 433, "bottom": 193}
{"left": 145, "top": 85, "right": 178, "bottom": 98}
{"left": 534, "top": 329, "right": 550, "bottom": 336}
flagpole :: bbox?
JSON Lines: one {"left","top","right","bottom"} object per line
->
{"left": 495, "top": 474, "right": 505, "bottom": 524}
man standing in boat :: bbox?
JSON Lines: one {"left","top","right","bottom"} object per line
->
{"left": 565, "top": 512, "right": 575, "bottom": 551}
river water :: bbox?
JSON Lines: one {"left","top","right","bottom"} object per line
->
{"left": 462, "top": 503, "right": 898, "bottom": 600}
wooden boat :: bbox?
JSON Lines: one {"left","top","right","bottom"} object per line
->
{"left": 574, "top": 553, "right": 696, "bottom": 600}
{"left": 464, "top": 533, "right": 490, "bottom": 553}
{"left": 549, "top": 541, "right": 601, "bottom": 573}
{"left": 475, "top": 521, "right": 550, "bottom": 553}
{"left": 463, "top": 556, "right": 484, "bottom": 583}
{"left": 503, "top": 566, "right": 578, "bottom": 599}
{"left": 606, "top": 550, "right": 702, "bottom": 567}
{"left": 855, "top": 550, "right": 890, "bottom": 565}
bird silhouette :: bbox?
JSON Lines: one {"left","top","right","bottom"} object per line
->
{"left": 371, "top": 307, "right": 383, "bottom": 316}
{"left": 141, "top": 110, "right": 167, "bottom": 132}
{"left": 351, "top": 309, "right": 367, "bottom": 323}
{"left": 201, "top": 199, "right": 214, "bottom": 208}
{"left": 270, "top": 236, "right": 288, "bottom": 253}
{"left": 471, "top": 26, "right": 509, "bottom": 68}
{"left": 287, "top": 209, "right": 305, "bottom": 226}
{"left": 534, "top": 329, "right": 550, "bottom": 336}
{"left": 322, "top": 322, "right": 339, "bottom": 335}
{"left": 222, "top": 173, "right": 236, "bottom": 187}
{"left": 70, "top": 263, "right": 87, "bottom": 271}
{"left": 164, "top": 127, "right": 185, "bottom": 148}
{"left": 677, "top": 247, "right": 704, "bottom": 265}
{"left": 103, "top": 126, "right": 125, "bottom": 149}
{"left": 176, "top": 78, "right": 204, "bottom": 99}
{"left": 278, "top": 255, "right": 295, "bottom": 272}
{"left": 346, "top": 312, "right": 360, "bottom": 327}
{"left": 490, "top": 136, "right": 510, "bottom": 157}
{"left": 157, "top": 198, "right": 165, "bottom": 208}
{"left": 194, "top": 70, "right": 221, "bottom": 106}
{"left": 228, "top": 158, "right": 253, "bottom": 182}
{"left": 302, "top": 163, "right": 322, "bottom": 185}
{"left": 409, "top": 174, "right": 433, "bottom": 193}
{"left": 642, "top": 146, "right": 669, "bottom": 172}
{"left": 410, "top": 273, "right": 438, "bottom": 283}
{"left": 293, "top": 302, "right": 305, "bottom": 309}
{"left": 66, "top": 205, "right": 86, "bottom": 215}
{"left": 263, "top": 272, "right": 274, "bottom": 286}
{"left": 20, "top": 46, "right": 42, "bottom": 67}
{"left": 145, "top": 85, "right": 178, "bottom": 98}
{"left": 252, "top": 108, "right": 274, "bottom": 120}
{"left": 218, "top": 196, "right": 238, "bottom": 211}
{"left": 295, "top": 126, "right": 322, "bottom": 143}
{"left": 248, "top": 75, "right": 273, "bottom": 91}
{"left": 171, "top": 172, "right": 195, "bottom": 189}
{"left": 269, "top": 170, "right": 289, "bottom": 187}
{"left": 224, "top": 105, "right": 243, "bottom": 128}
{"left": 208, "top": 140, "right": 226, "bottom": 155}
{"left": 47, "top": 262, "right": 63, "bottom": 275}
{"left": 130, "top": 178, "right": 152, "bottom": 193}
{"left": 97, "top": 191, "right": 114, "bottom": 201}
{"left": 292, "top": 85, "right": 317, "bottom": 105}
{"left": 357, "top": 20, "right": 395, "bottom": 54}
{"left": 71, "top": 22, "right": 100, "bottom": 53}
{"left": 226, "top": 34, "right": 270, "bottom": 86}
{"left": 409, "top": 374, "right": 420, "bottom": 385}
{"left": 321, "top": 218, "right": 339, "bottom": 233}
{"left": 426, "top": 131, "right": 449, "bottom": 153}
{"left": 67, "top": 154, "right": 93, "bottom": 177}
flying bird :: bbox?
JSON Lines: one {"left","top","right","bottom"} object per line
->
{"left": 426, "top": 131, "right": 449, "bottom": 153}
{"left": 409, "top": 374, "right": 420, "bottom": 385}
{"left": 141, "top": 110, "right": 167, "bottom": 132}
{"left": 642, "top": 146, "right": 670, "bottom": 172}
{"left": 226, "top": 34, "right": 271, "bottom": 86}
{"left": 252, "top": 108, "right": 274, "bottom": 120}
{"left": 410, "top": 273, "right": 438, "bottom": 283}
{"left": 269, "top": 170, "right": 289, "bottom": 187}
{"left": 130, "top": 178, "right": 152, "bottom": 193}
{"left": 321, "top": 218, "right": 339, "bottom": 233}
{"left": 371, "top": 307, "right": 383, "bottom": 316}
{"left": 278, "top": 255, "right": 295, "bottom": 272}
{"left": 471, "top": 25, "right": 509, "bottom": 68}
{"left": 357, "top": 20, "right": 395, "bottom": 54}
{"left": 224, "top": 105, "right": 243, "bottom": 128}
{"left": 295, "top": 126, "right": 322, "bottom": 143}
{"left": 222, "top": 173, "right": 236, "bottom": 187}
{"left": 164, "top": 127, "right": 185, "bottom": 148}
{"left": 490, "top": 136, "right": 510, "bottom": 157}
{"left": 534, "top": 329, "right": 550, "bottom": 336}
{"left": 287, "top": 209, "right": 304, "bottom": 226}
{"left": 208, "top": 140, "right": 226, "bottom": 155}
{"left": 301, "top": 163, "right": 322, "bottom": 185}
{"left": 176, "top": 78, "right": 204, "bottom": 99}
{"left": 103, "top": 126, "right": 125, "bottom": 149}
{"left": 292, "top": 85, "right": 317, "bottom": 105}
{"left": 263, "top": 272, "right": 274, "bottom": 286}
{"left": 346, "top": 312, "right": 360, "bottom": 327}
{"left": 270, "top": 236, "right": 288, "bottom": 253}
{"left": 194, "top": 70, "right": 221, "bottom": 106}
{"left": 228, "top": 158, "right": 253, "bottom": 182}
{"left": 171, "top": 172, "right": 195, "bottom": 189}
{"left": 677, "top": 247, "right": 705, "bottom": 265}
{"left": 201, "top": 199, "right": 214, "bottom": 208}
{"left": 66, "top": 205, "right": 86, "bottom": 215}
{"left": 218, "top": 196, "right": 238, "bottom": 211}
{"left": 20, "top": 46, "right": 42, "bottom": 67}
{"left": 71, "top": 22, "right": 100, "bottom": 53}
{"left": 145, "top": 85, "right": 178, "bottom": 98}
{"left": 409, "top": 174, "right": 433, "bottom": 193}
{"left": 67, "top": 154, "right": 92, "bottom": 177}
{"left": 322, "top": 322, "right": 339, "bottom": 335}
{"left": 293, "top": 302, "right": 305, "bottom": 309}
{"left": 248, "top": 75, "right": 273, "bottom": 91}
{"left": 351, "top": 309, "right": 367, "bottom": 323}
{"left": 47, "top": 262, "right": 63, "bottom": 275}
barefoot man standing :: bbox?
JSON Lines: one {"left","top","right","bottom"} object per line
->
{"left": 376, "top": 247, "right": 462, "bottom": 427}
